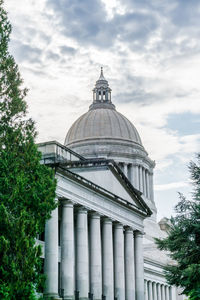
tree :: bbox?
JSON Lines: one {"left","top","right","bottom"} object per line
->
{"left": 155, "top": 154, "right": 200, "bottom": 299}
{"left": 0, "top": 1, "right": 57, "bottom": 299}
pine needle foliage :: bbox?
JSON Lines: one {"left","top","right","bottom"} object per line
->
{"left": 0, "top": 1, "right": 57, "bottom": 298}
{"left": 155, "top": 154, "right": 200, "bottom": 299}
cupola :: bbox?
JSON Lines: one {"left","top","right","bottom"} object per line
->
{"left": 90, "top": 67, "right": 115, "bottom": 110}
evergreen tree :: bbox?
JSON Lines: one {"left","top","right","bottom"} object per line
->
{"left": 155, "top": 154, "right": 200, "bottom": 300}
{"left": 0, "top": 1, "right": 57, "bottom": 299}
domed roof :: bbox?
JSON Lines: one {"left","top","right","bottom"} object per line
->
{"left": 65, "top": 68, "right": 143, "bottom": 153}
{"left": 65, "top": 108, "right": 142, "bottom": 146}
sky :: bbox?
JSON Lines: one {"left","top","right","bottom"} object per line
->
{"left": 5, "top": 0, "right": 200, "bottom": 221}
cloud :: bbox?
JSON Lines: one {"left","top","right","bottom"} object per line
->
{"left": 60, "top": 45, "right": 77, "bottom": 55}
{"left": 4, "top": 0, "right": 200, "bottom": 219}
{"left": 155, "top": 181, "right": 189, "bottom": 191}
{"left": 10, "top": 40, "right": 43, "bottom": 64}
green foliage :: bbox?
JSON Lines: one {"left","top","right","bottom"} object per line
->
{"left": 155, "top": 154, "right": 200, "bottom": 299}
{"left": 0, "top": 1, "right": 57, "bottom": 298}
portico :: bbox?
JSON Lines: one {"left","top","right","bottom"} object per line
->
{"left": 40, "top": 142, "right": 150, "bottom": 300}
{"left": 44, "top": 201, "right": 145, "bottom": 300}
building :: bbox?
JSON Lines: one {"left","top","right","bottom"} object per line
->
{"left": 38, "top": 69, "right": 184, "bottom": 300}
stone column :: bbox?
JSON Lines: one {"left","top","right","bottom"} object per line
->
{"left": 146, "top": 171, "right": 150, "bottom": 199}
{"left": 132, "top": 165, "right": 139, "bottom": 189}
{"left": 157, "top": 284, "right": 162, "bottom": 300}
{"left": 76, "top": 207, "right": 89, "bottom": 300}
{"left": 89, "top": 213, "right": 102, "bottom": 300}
{"left": 102, "top": 217, "right": 114, "bottom": 299}
{"left": 142, "top": 168, "right": 146, "bottom": 197}
{"left": 44, "top": 204, "right": 59, "bottom": 299}
{"left": 144, "top": 280, "right": 148, "bottom": 300}
{"left": 169, "top": 286, "right": 173, "bottom": 300}
{"left": 124, "top": 163, "right": 128, "bottom": 178}
{"left": 165, "top": 286, "right": 170, "bottom": 300}
{"left": 161, "top": 285, "right": 166, "bottom": 300}
{"left": 139, "top": 166, "right": 143, "bottom": 193}
{"left": 61, "top": 200, "right": 74, "bottom": 300}
{"left": 149, "top": 172, "right": 154, "bottom": 202}
{"left": 125, "top": 228, "right": 135, "bottom": 300}
{"left": 149, "top": 281, "right": 153, "bottom": 300}
{"left": 153, "top": 282, "right": 158, "bottom": 300}
{"left": 114, "top": 223, "right": 125, "bottom": 300}
{"left": 135, "top": 232, "right": 144, "bottom": 300}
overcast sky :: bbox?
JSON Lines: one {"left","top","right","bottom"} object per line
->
{"left": 5, "top": 0, "right": 200, "bottom": 220}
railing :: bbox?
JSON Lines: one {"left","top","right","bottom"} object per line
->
{"left": 38, "top": 141, "right": 86, "bottom": 165}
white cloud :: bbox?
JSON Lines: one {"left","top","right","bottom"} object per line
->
{"left": 155, "top": 181, "right": 189, "bottom": 191}
{"left": 4, "top": 0, "right": 200, "bottom": 218}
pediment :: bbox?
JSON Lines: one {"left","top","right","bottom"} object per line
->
{"left": 66, "top": 160, "right": 151, "bottom": 216}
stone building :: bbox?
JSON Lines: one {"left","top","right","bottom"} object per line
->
{"left": 38, "top": 69, "right": 184, "bottom": 300}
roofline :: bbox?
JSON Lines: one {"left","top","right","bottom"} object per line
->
{"left": 59, "top": 158, "right": 152, "bottom": 216}
{"left": 56, "top": 164, "right": 150, "bottom": 217}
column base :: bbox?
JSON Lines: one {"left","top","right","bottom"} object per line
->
{"left": 44, "top": 293, "right": 62, "bottom": 300}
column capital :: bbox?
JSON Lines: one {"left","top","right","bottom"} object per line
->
{"left": 76, "top": 205, "right": 88, "bottom": 214}
{"left": 134, "top": 230, "right": 144, "bottom": 238}
{"left": 124, "top": 226, "right": 133, "bottom": 234}
{"left": 102, "top": 216, "right": 113, "bottom": 224}
{"left": 132, "top": 163, "right": 139, "bottom": 167}
{"left": 113, "top": 222, "right": 124, "bottom": 229}
{"left": 61, "top": 199, "right": 74, "bottom": 207}
{"left": 89, "top": 211, "right": 101, "bottom": 219}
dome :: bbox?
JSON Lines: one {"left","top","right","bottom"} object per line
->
{"left": 65, "top": 108, "right": 142, "bottom": 146}
{"left": 64, "top": 68, "right": 148, "bottom": 159}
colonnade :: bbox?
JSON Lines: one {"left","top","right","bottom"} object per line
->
{"left": 118, "top": 163, "right": 153, "bottom": 201}
{"left": 144, "top": 280, "right": 172, "bottom": 300}
{"left": 44, "top": 200, "right": 144, "bottom": 300}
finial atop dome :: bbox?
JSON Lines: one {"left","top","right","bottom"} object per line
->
{"left": 89, "top": 68, "right": 115, "bottom": 110}
{"left": 99, "top": 67, "right": 106, "bottom": 81}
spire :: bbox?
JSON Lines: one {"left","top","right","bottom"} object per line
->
{"left": 99, "top": 67, "right": 106, "bottom": 81}
{"left": 89, "top": 68, "right": 115, "bottom": 111}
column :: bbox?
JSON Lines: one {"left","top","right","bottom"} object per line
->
{"left": 169, "top": 286, "right": 173, "bottom": 300}
{"left": 124, "top": 163, "right": 128, "bottom": 178}
{"left": 89, "top": 213, "right": 102, "bottom": 300}
{"left": 135, "top": 165, "right": 140, "bottom": 189}
{"left": 114, "top": 223, "right": 125, "bottom": 300}
{"left": 149, "top": 172, "right": 154, "bottom": 202}
{"left": 165, "top": 286, "right": 169, "bottom": 300}
{"left": 76, "top": 207, "right": 89, "bottom": 300}
{"left": 135, "top": 232, "right": 144, "bottom": 300}
{"left": 146, "top": 171, "right": 150, "bottom": 199}
{"left": 142, "top": 168, "right": 146, "bottom": 197}
{"left": 153, "top": 282, "right": 158, "bottom": 300}
{"left": 149, "top": 281, "right": 153, "bottom": 300}
{"left": 125, "top": 228, "right": 135, "bottom": 300}
{"left": 102, "top": 218, "right": 114, "bottom": 299}
{"left": 161, "top": 285, "right": 166, "bottom": 300}
{"left": 139, "top": 166, "right": 143, "bottom": 193}
{"left": 132, "top": 165, "right": 139, "bottom": 189}
{"left": 157, "top": 284, "right": 162, "bottom": 300}
{"left": 144, "top": 280, "right": 148, "bottom": 300}
{"left": 61, "top": 200, "right": 74, "bottom": 300}
{"left": 44, "top": 205, "right": 59, "bottom": 298}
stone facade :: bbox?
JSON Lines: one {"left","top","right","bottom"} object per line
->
{"left": 37, "top": 70, "right": 185, "bottom": 300}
